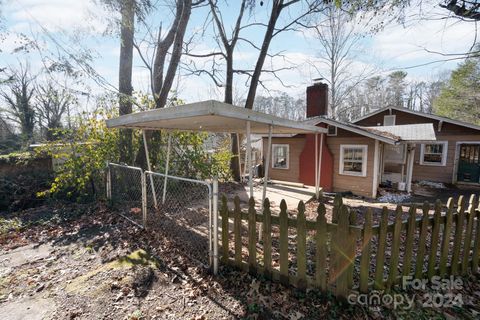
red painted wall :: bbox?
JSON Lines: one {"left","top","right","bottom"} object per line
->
{"left": 299, "top": 124, "right": 333, "bottom": 191}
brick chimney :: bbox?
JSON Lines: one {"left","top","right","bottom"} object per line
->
{"left": 306, "top": 81, "right": 328, "bottom": 118}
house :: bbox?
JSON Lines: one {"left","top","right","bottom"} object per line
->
{"left": 262, "top": 82, "right": 480, "bottom": 198}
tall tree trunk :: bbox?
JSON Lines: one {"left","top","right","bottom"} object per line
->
{"left": 225, "top": 49, "right": 241, "bottom": 181}
{"left": 156, "top": 0, "right": 192, "bottom": 109}
{"left": 118, "top": 0, "right": 135, "bottom": 163}
{"left": 243, "top": 1, "right": 283, "bottom": 110}
{"left": 135, "top": 0, "right": 193, "bottom": 169}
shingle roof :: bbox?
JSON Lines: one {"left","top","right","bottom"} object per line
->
{"left": 304, "top": 116, "right": 436, "bottom": 144}
{"left": 352, "top": 106, "right": 480, "bottom": 131}
{"left": 364, "top": 124, "right": 436, "bottom": 141}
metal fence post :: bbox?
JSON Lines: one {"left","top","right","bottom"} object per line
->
{"left": 213, "top": 177, "right": 219, "bottom": 275}
{"left": 208, "top": 181, "right": 213, "bottom": 268}
{"left": 106, "top": 161, "right": 111, "bottom": 200}
{"left": 141, "top": 171, "right": 147, "bottom": 229}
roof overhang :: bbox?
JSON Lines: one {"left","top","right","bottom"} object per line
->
{"left": 352, "top": 106, "right": 480, "bottom": 132}
{"left": 305, "top": 117, "right": 437, "bottom": 144}
{"left": 304, "top": 117, "right": 399, "bottom": 144}
{"left": 106, "top": 100, "right": 326, "bottom": 134}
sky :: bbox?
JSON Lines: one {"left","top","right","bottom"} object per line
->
{"left": 1, "top": 0, "right": 478, "bottom": 109}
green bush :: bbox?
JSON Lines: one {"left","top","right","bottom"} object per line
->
{"left": 37, "top": 108, "right": 119, "bottom": 202}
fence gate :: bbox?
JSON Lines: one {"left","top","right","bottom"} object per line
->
{"left": 144, "top": 171, "right": 218, "bottom": 270}
{"left": 106, "top": 163, "right": 219, "bottom": 273}
{"left": 106, "top": 163, "right": 146, "bottom": 228}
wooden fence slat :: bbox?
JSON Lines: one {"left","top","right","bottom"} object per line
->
{"left": 402, "top": 205, "right": 417, "bottom": 277}
{"left": 439, "top": 198, "right": 454, "bottom": 277}
{"left": 248, "top": 197, "right": 257, "bottom": 275}
{"left": 297, "top": 201, "right": 307, "bottom": 289}
{"left": 334, "top": 205, "right": 350, "bottom": 298}
{"left": 234, "top": 196, "right": 242, "bottom": 266}
{"left": 347, "top": 211, "right": 357, "bottom": 290}
{"left": 332, "top": 193, "right": 343, "bottom": 224}
{"left": 279, "top": 200, "right": 289, "bottom": 286}
{"left": 263, "top": 198, "right": 272, "bottom": 279}
{"left": 451, "top": 196, "right": 465, "bottom": 276}
{"left": 359, "top": 208, "right": 373, "bottom": 293}
{"left": 221, "top": 195, "right": 229, "bottom": 263}
{"left": 387, "top": 206, "right": 403, "bottom": 290}
{"left": 462, "top": 195, "right": 476, "bottom": 275}
{"left": 415, "top": 202, "right": 430, "bottom": 279}
{"left": 428, "top": 200, "right": 442, "bottom": 279}
{"left": 315, "top": 203, "right": 327, "bottom": 291}
{"left": 374, "top": 207, "right": 389, "bottom": 290}
{"left": 472, "top": 201, "right": 480, "bottom": 274}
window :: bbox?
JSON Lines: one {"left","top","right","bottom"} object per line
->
{"left": 327, "top": 125, "right": 337, "bottom": 136}
{"left": 420, "top": 142, "right": 448, "bottom": 166}
{"left": 339, "top": 145, "right": 368, "bottom": 177}
{"left": 272, "top": 144, "right": 289, "bottom": 169}
{"left": 383, "top": 115, "right": 396, "bottom": 126}
{"left": 383, "top": 144, "right": 406, "bottom": 164}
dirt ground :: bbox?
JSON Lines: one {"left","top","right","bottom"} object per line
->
{"left": 1, "top": 189, "right": 480, "bottom": 319}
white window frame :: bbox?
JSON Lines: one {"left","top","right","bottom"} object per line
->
{"left": 272, "top": 144, "right": 289, "bottom": 170}
{"left": 339, "top": 144, "right": 368, "bottom": 177}
{"left": 420, "top": 141, "right": 448, "bottom": 166}
{"left": 327, "top": 125, "right": 337, "bottom": 136}
{"left": 383, "top": 115, "right": 396, "bottom": 126}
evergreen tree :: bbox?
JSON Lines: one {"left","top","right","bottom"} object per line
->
{"left": 434, "top": 57, "right": 480, "bottom": 125}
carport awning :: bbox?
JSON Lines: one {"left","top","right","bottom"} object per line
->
{"left": 106, "top": 100, "right": 327, "bottom": 134}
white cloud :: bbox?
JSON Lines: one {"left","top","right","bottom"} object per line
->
{"left": 372, "top": 6, "right": 477, "bottom": 66}
{"left": 7, "top": 0, "right": 109, "bottom": 34}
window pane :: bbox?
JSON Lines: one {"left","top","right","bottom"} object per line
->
{"left": 423, "top": 143, "right": 445, "bottom": 164}
{"left": 425, "top": 144, "right": 443, "bottom": 154}
{"left": 343, "top": 161, "right": 362, "bottom": 172}
{"left": 424, "top": 154, "right": 442, "bottom": 163}
{"left": 344, "top": 148, "right": 363, "bottom": 161}
{"left": 341, "top": 146, "right": 365, "bottom": 174}
{"left": 273, "top": 146, "right": 288, "bottom": 168}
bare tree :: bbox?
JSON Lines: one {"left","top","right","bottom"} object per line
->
{"left": 0, "top": 65, "right": 36, "bottom": 146}
{"left": 440, "top": 0, "right": 480, "bottom": 20}
{"left": 185, "top": 0, "right": 323, "bottom": 179}
{"left": 36, "top": 81, "right": 74, "bottom": 140}
{"left": 118, "top": 0, "right": 136, "bottom": 163}
{"left": 132, "top": 0, "right": 197, "bottom": 167}
{"left": 152, "top": 0, "right": 194, "bottom": 109}
{"left": 311, "top": 4, "right": 375, "bottom": 119}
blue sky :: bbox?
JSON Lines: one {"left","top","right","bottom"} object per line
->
{"left": 1, "top": 0, "right": 478, "bottom": 107}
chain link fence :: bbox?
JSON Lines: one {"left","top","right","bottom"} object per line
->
{"left": 106, "top": 163, "right": 218, "bottom": 271}
{"left": 107, "top": 163, "right": 146, "bottom": 228}
{"left": 145, "top": 171, "right": 214, "bottom": 265}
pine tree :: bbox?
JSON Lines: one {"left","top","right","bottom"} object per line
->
{"left": 434, "top": 57, "right": 480, "bottom": 125}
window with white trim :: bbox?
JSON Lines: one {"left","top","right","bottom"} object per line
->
{"left": 383, "top": 115, "right": 396, "bottom": 126}
{"left": 339, "top": 145, "right": 368, "bottom": 176}
{"left": 420, "top": 141, "right": 448, "bottom": 166}
{"left": 272, "top": 144, "right": 289, "bottom": 169}
{"left": 327, "top": 125, "right": 337, "bottom": 136}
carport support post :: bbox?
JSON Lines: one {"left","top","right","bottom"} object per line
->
{"left": 246, "top": 121, "right": 253, "bottom": 198}
{"left": 106, "top": 161, "right": 111, "bottom": 200}
{"left": 162, "top": 133, "right": 171, "bottom": 204}
{"left": 142, "top": 130, "right": 158, "bottom": 208}
{"left": 262, "top": 125, "right": 273, "bottom": 203}
{"left": 213, "top": 177, "right": 219, "bottom": 275}
{"left": 318, "top": 133, "right": 324, "bottom": 198}
{"left": 259, "top": 124, "right": 273, "bottom": 240}
{"left": 406, "top": 143, "right": 415, "bottom": 193}
{"left": 315, "top": 133, "right": 320, "bottom": 199}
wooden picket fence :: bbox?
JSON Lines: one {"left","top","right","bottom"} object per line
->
{"left": 219, "top": 194, "right": 480, "bottom": 298}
